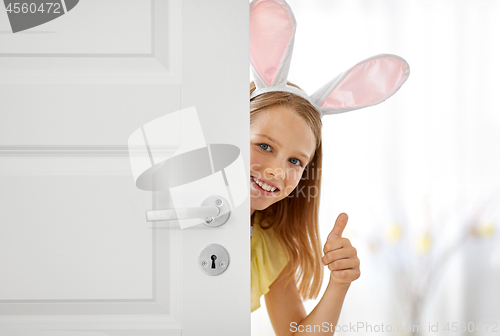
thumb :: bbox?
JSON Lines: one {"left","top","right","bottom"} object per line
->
{"left": 327, "top": 213, "right": 348, "bottom": 241}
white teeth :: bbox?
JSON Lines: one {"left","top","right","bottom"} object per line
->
{"left": 253, "top": 178, "right": 278, "bottom": 192}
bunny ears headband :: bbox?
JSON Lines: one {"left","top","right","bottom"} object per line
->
{"left": 250, "top": 0, "right": 410, "bottom": 118}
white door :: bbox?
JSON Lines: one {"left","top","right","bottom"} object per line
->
{"left": 0, "top": 1, "right": 250, "bottom": 335}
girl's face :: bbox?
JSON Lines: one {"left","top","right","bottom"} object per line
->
{"left": 250, "top": 105, "right": 316, "bottom": 215}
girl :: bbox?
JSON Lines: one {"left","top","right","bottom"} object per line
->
{"left": 250, "top": 81, "right": 359, "bottom": 335}
{"left": 249, "top": 1, "right": 410, "bottom": 335}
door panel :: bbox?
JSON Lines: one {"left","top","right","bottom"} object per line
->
{"left": 0, "top": 0, "right": 249, "bottom": 335}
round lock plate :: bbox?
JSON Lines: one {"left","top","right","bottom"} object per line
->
{"left": 198, "top": 243, "right": 230, "bottom": 276}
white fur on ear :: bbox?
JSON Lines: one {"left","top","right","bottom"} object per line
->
{"left": 310, "top": 54, "right": 410, "bottom": 116}
{"left": 250, "top": 0, "right": 296, "bottom": 89}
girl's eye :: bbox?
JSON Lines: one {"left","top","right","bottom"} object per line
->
{"left": 259, "top": 143, "right": 271, "bottom": 151}
{"left": 259, "top": 143, "right": 303, "bottom": 167}
{"left": 290, "top": 158, "right": 302, "bottom": 167}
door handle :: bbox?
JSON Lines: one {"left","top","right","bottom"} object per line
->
{"left": 146, "top": 206, "right": 219, "bottom": 221}
{"left": 146, "top": 195, "right": 231, "bottom": 227}
{"left": 129, "top": 107, "right": 247, "bottom": 229}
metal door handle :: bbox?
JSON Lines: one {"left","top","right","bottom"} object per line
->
{"left": 146, "top": 206, "right": 219, "bottom": 221}
{"left": 146, "top": 195, "right": 231, "bottom": 227}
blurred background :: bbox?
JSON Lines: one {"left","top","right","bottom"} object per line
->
{"left": 251, "top": 0, "right": 500, "bottom": 335}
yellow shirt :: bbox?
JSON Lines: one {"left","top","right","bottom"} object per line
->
{"left": 251, "top": 211, "right": 290, "bottom": 312}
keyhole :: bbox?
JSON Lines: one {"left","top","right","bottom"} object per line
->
{"left": 211, "top": 255, "right": 217, "bottom": 269}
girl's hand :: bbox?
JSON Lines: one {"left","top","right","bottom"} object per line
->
{"left": 321, "top": 213, "right": 361, "bottom": 288}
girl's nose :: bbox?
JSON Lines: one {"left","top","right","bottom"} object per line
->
{"left": 264, "top": 163, "right": 285, "bottom": 180}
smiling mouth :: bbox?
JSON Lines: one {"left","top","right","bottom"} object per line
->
{"left": 251, "top": 176, "right": 280, "bottom": 193}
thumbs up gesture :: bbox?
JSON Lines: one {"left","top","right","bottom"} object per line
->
{"left": 322, "top": 213, "right": 361, "bottom": 287}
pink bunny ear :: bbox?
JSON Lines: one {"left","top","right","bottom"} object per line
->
{"left": 250, "top": 0, "right": 296, "bottom": 89}
{"left": 310, "top": 54, "right": 410, "bottom": 116}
